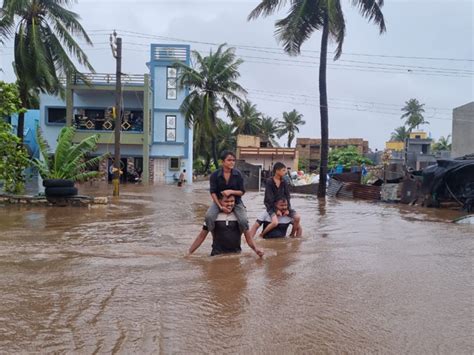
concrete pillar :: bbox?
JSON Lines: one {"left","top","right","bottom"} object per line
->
{"left": 142, "top": 74, "right": 150, "bottom": 183}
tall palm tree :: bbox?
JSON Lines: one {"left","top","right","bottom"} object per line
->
{"left": 1, "top": 0, "right": 94, "bottom": 142}
{"left": 177, "top": 44, "right": 246, "bottom": 166}
{"left": 232, "top": 100, "right": 262, "bottom": 136}
{"left": 259, "top": 115, "right": 280, "bottom": 146}
{"left": 277, "top": 109, "right": 305, "bottom": 148}
{"left": 249, "top": 0, "right": 386, "bottom": 197}
{"left": 390, "top": 126, "right": 409, "bottom": 142}
{"left": 401, "top": 98, "right": 428, "bottom": 131}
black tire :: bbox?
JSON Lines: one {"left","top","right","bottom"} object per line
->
{"left": 45, "top": 186, "right": 78, "bottom": 197}
{"left": 43, "top": 179, "right": 75, "bottom": 188}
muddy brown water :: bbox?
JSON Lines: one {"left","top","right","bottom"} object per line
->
{"left": 0, "top": 182, "right": 472, "bottom": 354}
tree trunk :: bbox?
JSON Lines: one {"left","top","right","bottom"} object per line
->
{"left": 17, "top": 90, "right": 28, "bottom": 143}
{"left": 317, "top": 11, "right": 330, "bottom": 198}
{"left": 210, "top": 111, "right": 219, "bottom": 168}
{"left": 17, "top": 111, "right": 25, "bottom": 144}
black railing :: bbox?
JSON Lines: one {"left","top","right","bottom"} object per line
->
{"left": 74, "top": 110, "right": 143, "bottom": 132}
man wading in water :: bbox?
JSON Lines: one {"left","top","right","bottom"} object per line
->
{"left": 188, "top": 195, "right": 264, "bottom": 257}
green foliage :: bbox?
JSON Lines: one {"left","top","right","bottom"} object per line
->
{"left": 328, "top": 146, "right": 372, "bottom": 170}
{"left": 0, "top": 81, "right": 25, "bottom": 118}
{"left": 232, "top": 100, "right": 262, "bottom": 136}
{"left": 432, "top": 135, "right": 452, "bottom": 152}
{"left": 277, "top": 109, "right": 305, "bottom": 147}
{"left": 0, "top": 120, "right": 29, "bottom": 194}
{"left": 298, "top": 158, "right": 309, "bottom": 172}
{"left": 401, "top": 98, "right": 428, "bottom": 131}
{"left": 390, "top": 126, "right": 409, "bottom": 142}
{"left": 176, "top": 44, "right": 246, "bottom": 165}
{"left": 31, "top": 126, "right": 108, "bottom": 182}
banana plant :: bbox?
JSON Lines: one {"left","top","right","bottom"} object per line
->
{"left": 31, "top": 126, "right": 108, "bottom": 182}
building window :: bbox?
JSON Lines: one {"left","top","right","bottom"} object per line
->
{"left": 47, "top": 107, "right": 67, "bottom": 124}
{"left": 169, "top": 157, "right": 180, "bottom": 170}
{"left": 166, "top": 115, "right": 176, "bottom": 141}
{"left": 166, "top": 67, "right": 177, "bottom": 100}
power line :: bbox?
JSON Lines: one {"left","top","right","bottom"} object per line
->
{"left": 87, "top": 29, "right": 474, "bottom": 63}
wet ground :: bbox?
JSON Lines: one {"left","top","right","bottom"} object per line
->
{"left": 0, "top": 182, "right": 472, "bottom": 354}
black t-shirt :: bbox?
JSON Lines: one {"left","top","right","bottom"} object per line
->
{"left": 209, "top": 168, "right": 245, "bottom": 204}
{"left": 203, "top": 212, "right": 242, "bottom": 256}
{"left": 257, "top": 212, "right": 293, "bottom": 239}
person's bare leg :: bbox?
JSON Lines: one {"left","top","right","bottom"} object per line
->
{"left": 261, "top": 214, "right": 278, "bottom": 237}
{"left": 290, "top": 214, "right": 301, "bottom": 237}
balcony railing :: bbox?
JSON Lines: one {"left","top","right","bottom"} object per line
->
{"left": 73, "top": 110, "right": 143, "bottom": 132}
{"left": 71, "top": 73, "right": 145, "bottom": 86}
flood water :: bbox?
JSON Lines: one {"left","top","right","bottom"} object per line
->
{"left": 0, "top": 182, "right": 472, "bottom": 354}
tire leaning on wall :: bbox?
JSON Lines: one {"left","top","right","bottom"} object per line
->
{"left": 45, "top": 186, "right": 78, "bottom": 197}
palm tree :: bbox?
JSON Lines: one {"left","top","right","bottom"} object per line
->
{"left": 401, "top": 98, "right": 428, "bottom": 131}
{"left": 259, "top": 115, "right": 280, "bottom": 147}
{"left": 232, "top": 100, "right": 262, "bottom": 136}
{"left": 248, "top": 0, "right": 386, "bottom": 197}
{"left": 432, "top": 135, "right": 451, "bottom": 152}
{"left": 390, "top": 126, "right": 409, "bottom": 142}
{"left": 216, "top": 119, "right": 236, "bottom": 153}
{"left": 176, "top": 44, "right": 246, "bottom": 166}
{"left": 1, "top": 0, "right": 94, "bottom": 142}
{"left": 277, "top": 109, "right": 305, "bottom": 148}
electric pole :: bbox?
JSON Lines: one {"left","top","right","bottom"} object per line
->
{"left": 110, "top": 31, "right": 122, "bottom": 196}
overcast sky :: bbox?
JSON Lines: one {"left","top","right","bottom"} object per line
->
{"left": 1, "top": 0, "right": 473, "bottom": 149}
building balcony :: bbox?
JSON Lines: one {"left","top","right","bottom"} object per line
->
{"left": 73, "top": 110, "right": 143, "bottom": 132}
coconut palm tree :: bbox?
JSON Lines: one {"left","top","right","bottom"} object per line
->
{"left": 390, "top": 126, "right": 409, "bottom": 142}
{"left": 401, "top": 98, "right": 428, "bottom": 131}
{"left": 0, "top": 0, "right": 94, "bottom": 142}
{"left": 216, "top": 119, "right": 236, "bottom": 153}
{"left": 232, "top": 100, "right": 262, "bottom": 136}
{"left": 277, "top": 109, "right": 305, "bottom": 148}
{"left": 432, "top": 135, "right": 451, "bottom": 152}
{"left": 248, "top": 0, "right": 386, "bottom": 197}
{"left": 176, "top": 44, "right": 246, "bottom": 166}
{"left": 259, "top": 115, "right": 280, "bottom": 147}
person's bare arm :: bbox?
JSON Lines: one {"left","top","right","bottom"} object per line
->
{"left": 221, "top": 189, "right": 244, "bottom": 197}
{"left": 244, "top": 232, "right": 264, "bottom": 257}
{"left": 188, "top": 229, "right": 209, "bottom": 254}
{"left": 211, "top": 193, "right": 231, "bottom": 213}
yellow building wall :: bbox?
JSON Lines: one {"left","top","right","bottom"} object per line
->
{"left": 385, "top": 141, "right": 405, "bottom": 151}
{"left": 237, "top": 135, "right": 261, "bottom": 148}
{"left": 409, "top": 131, "right": 428, "bottom": 139}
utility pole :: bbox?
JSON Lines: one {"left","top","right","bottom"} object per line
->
{"left": 110, "top": 31, "right": 122, "bottom": 196}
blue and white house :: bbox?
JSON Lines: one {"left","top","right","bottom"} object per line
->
{"left": 38, "top": 43, "right": 193, "bottom": 184}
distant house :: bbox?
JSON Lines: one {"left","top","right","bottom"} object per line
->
{"left": 39, "top": 44, "right": 193, "bottom": 184}
{"left": 452, "top": 102, "right": 474, "bottom": 158}
{"left": 236, "top": 135, "right": 298, "bottom": 172}
{"left": 405, "top": 131, "right": 436, "bottom": 170}
{"left": 296, "top": 138, "right": 369, "bottom": 171}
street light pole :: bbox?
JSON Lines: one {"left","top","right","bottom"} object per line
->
{"left": 110, "top": 31, "right": 122, "bottom": 196}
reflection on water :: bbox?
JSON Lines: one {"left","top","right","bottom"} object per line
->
{"left": 0, "top": 182, "right": 472, "bottom": 353}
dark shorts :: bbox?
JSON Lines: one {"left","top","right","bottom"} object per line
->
{"left": 210, "top": 247, "right": 242, "bottom": 256}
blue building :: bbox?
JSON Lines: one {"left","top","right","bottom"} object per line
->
{"left": 38, "top": 44, "right": 192, "bottom": 184}
{"left": 7, "top": 110, "right": 40, "bottom": 158}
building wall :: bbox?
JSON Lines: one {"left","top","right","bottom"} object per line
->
{"left": 386, "top": 141, "right": 404, "bottom": 151}
{"left": 296, "top": 138, "right": 369, "bottom": 162}
{"left": 39, "top": 92, "right": 144, "bottom": 151}
{"left": 239, "top": 156, "right": 297, "bottom": 172}
{"left": 452, "top": 102, "right": 474, "bottom": 158}
{"left": 237, "top": 135, "right": 261, "bottom": 148}
{"left": 149, "top": 44, "right": 192, "bottom": 184}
